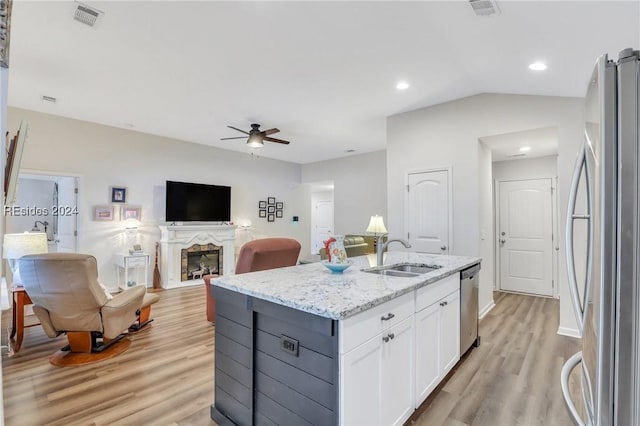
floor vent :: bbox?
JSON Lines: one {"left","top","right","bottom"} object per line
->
{"left": 73, "top": 2, "right": 102, "bottom": 27}
{"left": 469, "top": 0, "right": 501, "bottom": 16}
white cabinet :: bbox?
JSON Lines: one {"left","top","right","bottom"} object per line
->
{"left": 415, "top": 302, "right": 441, "bottom": 403}
{"left": 439, "top": 290, "right": 460, "bottom": 375}
{"left": 340, "top": 292, "right": 414, "bottom": 426}
{"left": 115, "top": 254, "right": 150, "bottom": 290}
{"left": 341, "top": 316, "right": 414, "bottom": 426}
{"left": 414, "top": 286, "right": 460, "bottom": 408}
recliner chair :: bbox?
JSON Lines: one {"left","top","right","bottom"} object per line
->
{"left": 18, "top": 253, "right": 159, "bottom": 366}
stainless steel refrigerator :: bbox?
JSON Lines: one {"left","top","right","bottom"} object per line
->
{"left": 561, "top": 48, "right": 640, "bottom": 426}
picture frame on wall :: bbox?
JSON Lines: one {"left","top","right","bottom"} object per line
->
{"left": 259, "top": 209, "right": 266, "bottom": 218}
{"left": 276, "top": 210, "right": 283, "bottom": 218}
{"left": 94, "top": 206, "right": 114, "bottom": 221}
{"left": 267, "top": 205, "right": 275, "bottom": 214}
{"left": 259, "top": 200, "right": 267, "bottom": 209}
{"left": 111, "top": 186, "right": 127, "bottom": 203}
{"left": 121, "top": 205, "right": 142, "bottom": 221}
{"left": 275, "top": 201, "right": 283, "bottom": 209}
{"left": 267, "top": 197, "right": 276, "bottom": 205}
{"left": 267, "top": 214, "right": 275, "bottom": 222}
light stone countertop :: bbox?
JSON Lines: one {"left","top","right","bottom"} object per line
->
{"left": 211, "top": 252, "right": 481, "bottom": 320}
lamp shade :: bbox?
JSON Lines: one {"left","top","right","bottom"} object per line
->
{"left": 3, "top": 232, "right": 48, "bottom": 259}
{"left": 366, "top": 215, "right": 387, "bottom": 234}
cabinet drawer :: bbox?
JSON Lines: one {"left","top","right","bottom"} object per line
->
{"left": 340, "top": 291, "right": 413, "bottom": 354}
{"left": 416, "top": 273, "right": 459, "bottom": 312}
{"left": 127, "top": 256, "right": 148, "bottom": 267}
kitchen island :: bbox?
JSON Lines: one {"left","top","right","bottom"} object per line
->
{"left": 210, "top": 252, "right": 481, "bottom": 426}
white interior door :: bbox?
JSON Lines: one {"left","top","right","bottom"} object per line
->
{"left": 498, "top": 179, "right": 553, "bottom": 296}
{"left": 55, "top": 177, "right": 78, "bottom": 253}
{"left": 407, "top": 169, "right": 450, "bottom": 254}
{"left": 312, "top": 198, "right": 333, "bottom": 255}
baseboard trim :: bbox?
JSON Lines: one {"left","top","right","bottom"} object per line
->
{"left": 557, "top": 326, "right": 581, "bottom": 339}
{"left": 478, "top": 300, "right": 496, "bottom": 319}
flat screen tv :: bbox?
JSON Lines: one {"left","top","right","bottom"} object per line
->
{"left": 165, "top": 180, "right": 231, "bottom": 222}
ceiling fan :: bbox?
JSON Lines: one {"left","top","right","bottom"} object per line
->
{"left": 221, "top": 123, "right": 290, "bottom": 148}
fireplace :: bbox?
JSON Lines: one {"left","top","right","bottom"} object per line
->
{"left": 159, "top": 224, "right": 236, "bottom": 289}
{"left": 181, "top": 244, "right": 222, "bottom": 281}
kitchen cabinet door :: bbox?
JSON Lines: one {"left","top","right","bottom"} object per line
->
{"left": 415, "top": 302, "right": 441, "bottom": 407}
{"left": 381, "top": 316, "right": 415, "bottom": 426}
{"left": 341, "top": 334, "right": 383, "bottom": 425}
{"left": 440, "top": 290, "right": 460, "bottom": 375}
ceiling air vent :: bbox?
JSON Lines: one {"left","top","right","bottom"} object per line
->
{"left": 41, "top": 95, "right": 56, "bottom": 104}
{"left": 469, "top": 0, "right": 501, "bottom": 16}
{"left": 507, "top": 153, "right": 526, "bottom": 158}
{"left": 73, "top": 2, "right": 102, "bottom": 27}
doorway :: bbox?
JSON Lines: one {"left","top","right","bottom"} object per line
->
{"left": 310, "top": 182, "right": 334, "bottom": 255}
{"left": 6, "top": 171, "right": 80, "bottom": 253}
{"left": 496, "top": 178, "right": 554, "bottom": 296}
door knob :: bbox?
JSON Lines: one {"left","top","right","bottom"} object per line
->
{"left": 500, "top": 239, "right": 506, "bottom": 244}
{"left": 440, "top": 245, "right": 447, "bottom": 251}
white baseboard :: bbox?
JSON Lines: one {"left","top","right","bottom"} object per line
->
{"left": 557, "top": 326, "right": 581, "bottom": 339}
{"left": 478, "top": 300, "right": 496, "bottom": 319}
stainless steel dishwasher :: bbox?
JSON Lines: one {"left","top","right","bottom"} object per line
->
{"left": 460, "top": 263, "right": 480, "bottom": 356}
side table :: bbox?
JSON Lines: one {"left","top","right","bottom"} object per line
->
{"left": 9, "top": 285, "right": 40, "bottom": 354}
{"left": 115, "top": 253, "right": 150, "bottom": 290}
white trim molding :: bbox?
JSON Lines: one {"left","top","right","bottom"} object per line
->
{"left": 557, "top": 326, "right": 581, "bottom": 339}
{"left": 478, "top": 300, "right": 496, "bottom": 319}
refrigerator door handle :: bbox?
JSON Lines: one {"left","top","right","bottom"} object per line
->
{"left": 565, "top": 143, "right": 593, "bottom": 335}
{"left": 561, "top": 351, "right": 586, "bottom": 426}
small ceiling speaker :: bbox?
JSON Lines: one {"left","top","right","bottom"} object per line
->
{"left": 73, "top": 2, "right": 102, "bottom": 27}
{"left": 469, "top": 0, "right": 501, "bottom": 16}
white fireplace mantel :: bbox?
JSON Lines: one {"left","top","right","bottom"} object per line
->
{"left": 159, "top": 224, "right": 237, "bottom": 289}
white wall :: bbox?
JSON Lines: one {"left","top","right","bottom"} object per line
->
{"left": 302, "top": 150, "right": 387, "bottom": 235}
{"left": 478, "top": 141, "right": 494, "bottom": 313}
{"left": 387, "top": 94, "right": 583, "bottom": 332}
{"left": 493, "top": 155, "right": 558, "bottom": 181}
{"left": 6, "top": 178, "right": 54, "bottom": 240}
{"left": 9, "top": 107, "right": 310, "bottom": 291}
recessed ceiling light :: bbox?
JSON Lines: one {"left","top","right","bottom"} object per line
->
{"left": 528, "top": 62, "right": 547, "bottom": 71}
{"left": 519, "top": 146, "right": 531, "bottom": 152}
{"left": 396, "top": 81, "right": 410, "bottom": 90}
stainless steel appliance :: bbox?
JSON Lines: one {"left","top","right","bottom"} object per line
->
{"left": 562, "top": 48, "right": 640, "bottom": 426}
{"left": 460, "top": 263, "right": 480, "bottom": 356}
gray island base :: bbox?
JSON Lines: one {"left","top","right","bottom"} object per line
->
{"left": 210, "top": 252, "right": 481, "bottom": 426}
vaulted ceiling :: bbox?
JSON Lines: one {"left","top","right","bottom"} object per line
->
{"left": 7, "top": 1, "right": 639, "bottom": 164}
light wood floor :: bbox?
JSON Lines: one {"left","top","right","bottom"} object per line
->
{"left": 2, "top": 288, "right": 581, "bottom": 425}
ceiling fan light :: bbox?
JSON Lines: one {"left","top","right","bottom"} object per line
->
{"left": 247, "top": 135, "right": 264, "bottom": 148}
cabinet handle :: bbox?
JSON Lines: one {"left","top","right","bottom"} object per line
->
{"left": 388, "top": 333, "right": 395, "bottom": 340}
{"left": 382, "top": 335, "right": 390, "bottom": 343}
{"left": 380, "top": 313, "right": 395, "bottom": 321}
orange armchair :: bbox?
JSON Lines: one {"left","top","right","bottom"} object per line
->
{"left": 206, "top": 238, "right": 301, "bottom": 322}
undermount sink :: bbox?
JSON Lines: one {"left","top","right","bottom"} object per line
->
{"left": 362, "top": 262, "right": 442, "bottom": 277}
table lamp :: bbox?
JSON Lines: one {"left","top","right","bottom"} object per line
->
{"left": 366, "top": 215, "right": 388, "bottom": 251}
{"left": 3, "top": 232, "right": 48, "bottom": 285}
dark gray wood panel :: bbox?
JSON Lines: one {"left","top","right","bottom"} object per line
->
{"left": 252, "top": 297, "right": 334, "bottom": 336}
{"left": 216, "top": 348, "right": 252, "bottom": 388}
{"left": 216, "top": 333, "right": 251, "bottom": 368}
{"left": 215, "top": 369, "right": 251, "bottom": 408}
{"left": 256, "top": 314, "right": 336, "bottom": 358}
{"left": 217, "top": 299, "right": 252, "bottom": 327}
{"left": 256, "top": 371, "right": 335, "bottom": 425}
{"left": 255, "top": 412, "right": 278, "bottom": 426}
{"left": 255, "top": 391, "right": 314, "bottom": 426}
{"left": 212, "top": 285, "right": 250, "bottom": 309}
{"left": 255, "top": 330, "right": 334, "bottom": 384}
{"left": 216, "top": 315, "right": 252, "bottom": 349}
{"left": 214, "top": 386, "right": 252, "bottom": 426}
{"left": 255, "top": 350, "right": 336, "bottom": 410}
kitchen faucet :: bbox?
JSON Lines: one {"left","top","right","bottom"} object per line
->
{"left": 376, "top": 237, "right": 412, "bottom": 266}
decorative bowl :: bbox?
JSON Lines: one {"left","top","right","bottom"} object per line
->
{"left": 322, "top": 260, "right": 353, "bottom": 274}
